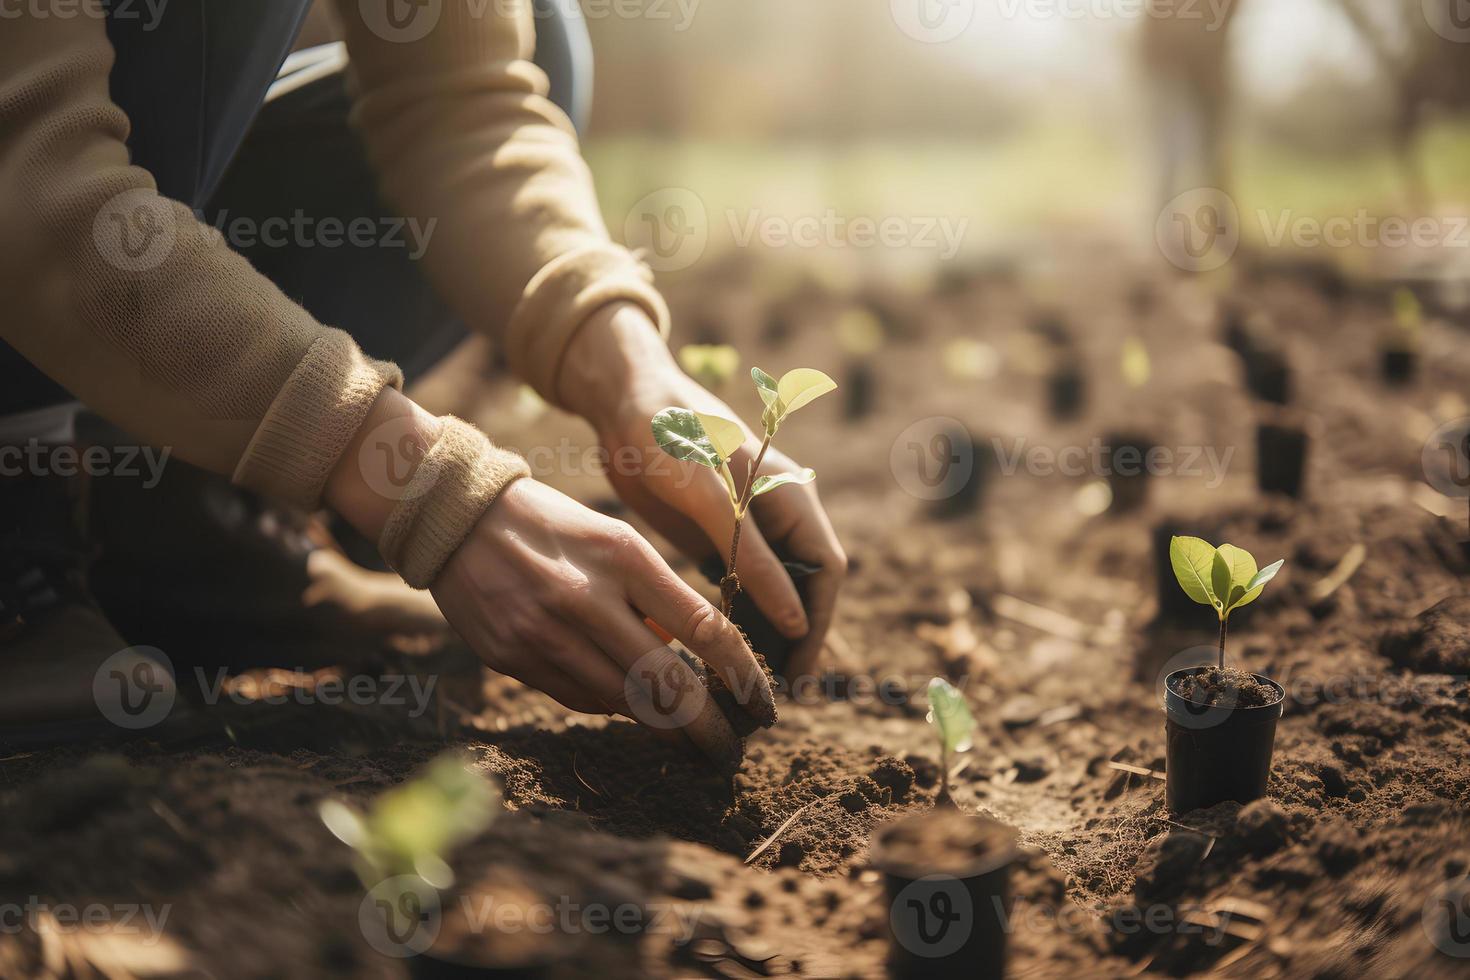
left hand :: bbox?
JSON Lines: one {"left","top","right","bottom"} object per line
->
{"left": 557, "top": 304, "right": 847, "bottom": 679}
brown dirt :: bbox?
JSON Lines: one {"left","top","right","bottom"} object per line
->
{"left": 3, "top": 246, "right": 1470, "bottom": 978}
{"left": 1169, "top": 666, "right": 1283, "bottom": 708}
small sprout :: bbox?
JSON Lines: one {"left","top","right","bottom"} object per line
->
{"left": 652, "top": 365, "right": 835, "bottom": 616}
{"left": 678, "top": 344, "right": 741, "bottom": 389}
{"left": 926, "top": 677, "right": 976, "bottom": 804}
{"left": 1169, "top": 537, "right": 1284, "bottom": 669}
{"left": 1393, "top": 287, "right": 1423, "bottom": 335}
{"left": 320, "top": 752, "right": 498, "bottom": 891}
{"left": 942, "top": 338, "right": 1000, "bottom": 381}
{"left": 1121, "top": 336, "right": 1151, "bottom": 389}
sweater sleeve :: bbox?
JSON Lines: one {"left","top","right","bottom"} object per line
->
{"left": 0, "top": 13, "right": 403, "bottom": 507}
{"left": 330, "top": 0, "right": 671, "bottom": 403}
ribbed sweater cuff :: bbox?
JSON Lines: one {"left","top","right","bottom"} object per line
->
{"left": 378, "top": 416, "right": 531, "bottom": 589}
{"left": 507, "top": 244, "right": 671, "bottom": 404}
{"left": 232, "top": 330, "right": 404, "bottom": 508}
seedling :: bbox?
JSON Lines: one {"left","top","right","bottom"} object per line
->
{"left": 320, "top": 752, "right": 498, "bottom": 892}
{"left": 1169, "top": 537, "right": 1284, "bottom": 669}
{"left": 677, "top": 344, "right": 740, "bottom": 390}
{"left": 925, "top": 677, "right": 976, "bottom": 804}
{"left": 653, "top": 366, "right": 836, "bottom": 616}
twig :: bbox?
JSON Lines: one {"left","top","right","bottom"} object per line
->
{"left": 991, "top": 594, "right": 1090, "bottom": 642}
{"left": 1308, "top": 543, "right": 1365, "bottom": 603}
{"left": 744, "top": 800, "right": 816, "bottom": 865}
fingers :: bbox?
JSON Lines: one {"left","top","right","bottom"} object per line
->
{"left": 754, "top": 483, "right": 848, "bottom": 680}
{"left": 578, "top": 592, "right": 746, "bottom": 769}
{"left": 620, "top": 542, "right": 777, "bottom": 728}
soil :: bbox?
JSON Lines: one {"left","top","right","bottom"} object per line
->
{"left": 3, "top": 246, "right": 1470, "bottom": 978}
{"left": 871, "top": 808, "right": 1016, "bottom": 879}
{"left": 1169, "top": 666, "right": 1284, "bottom": 709}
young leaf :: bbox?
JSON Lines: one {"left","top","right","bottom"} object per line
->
{"left": 1170, "top": 536, "right": 1221, "bottom": 610}
{"left": 750, "top": 468, "right": 816, "bottom": 497}
{"left": 1211, "top": 549, "right": 1233, "bottom": 613}
{"left": 776, "top": 368, "right": 838, "bottom": 417}
{"left": 694, "top": 411, "right": 745, "bottom": 463}
{"left": 751, "top": 367, "right": 779, "bottom": 408}
{"left": 1229, "top": 558, "right": 1283, "bottom": 612}
{"left": 926, "top": 677, "right": 976, "bottom": 757}
{"left": 1214, "top": 543, "right": 1258, "bottom": 593}
{"left": 652, "top": 408, "right": 720, "bottom": 468}
{"left": 678, "top": 344, "right": 740, "bottom": 386}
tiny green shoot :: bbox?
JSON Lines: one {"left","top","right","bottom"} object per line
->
{"left": 677, "top": 344, "right": 741, "bottom": 389}
{"left": 320, "top": 752, "right": 498, "bottom": 891}
{"left": 1169, "top": 537, "right": 1284, "bottom": 669}
{"left": 653, "top": 366, "right": 836, "bottom": 617}
{"left": 926, "top": 677, "right": 976, "bottom": 803}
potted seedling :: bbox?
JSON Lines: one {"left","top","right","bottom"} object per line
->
{"left": 836, "top": 308, "right": 884, "bottom": 422}
{"left": 1243, "top": 341, "right": 1293, "bottom": 406}
{"left": 871, "top": 679, "right": 1015, "bottom": 980}
{"left": 319, "top": 754, "right": 552, "bottom": 977}
{"left": 653, "top": 366, "right": 836, "bottom": 678}
{"left": 1163, "top": 537, "right": 1287, "bottom": 813}
{"left": 1104, "top": 432, "right": 1156, "bottom": 515}
{"left": 1381, "top": 287, "right": 1422, "bottom": 386}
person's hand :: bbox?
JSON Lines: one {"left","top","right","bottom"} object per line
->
{"left": 557, "top": 304, "right": 848, "bottom": 679}
{"left": 431, "top": 479, "right": 776, "bottom": 767}
{"left": 324, "top": 389, "right": 774, "bottom": 767}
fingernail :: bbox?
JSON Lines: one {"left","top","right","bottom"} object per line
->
{"left": 780, "top": 607, "right": 810, "bottom": 638}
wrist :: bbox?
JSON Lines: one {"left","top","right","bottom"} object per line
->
{"left": 324, "top": 387, "right": 443, "bottom": 541}
{"left": 557, "top": 302, "right": 676, "bottom": 420}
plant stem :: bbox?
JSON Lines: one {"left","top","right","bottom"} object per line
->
{"left": 1217, "top": 616, "right": 1229, "bottom": 670}
{"left": 720, "top": 433, "right": 773, "bottom": 617}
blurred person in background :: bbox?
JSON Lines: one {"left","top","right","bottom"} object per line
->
{"left": 0, "top": 0, "right": 845, "bottom": 764}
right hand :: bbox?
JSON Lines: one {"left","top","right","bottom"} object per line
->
{"left": 431, "top": 479, "right": 776, "bottom": 767}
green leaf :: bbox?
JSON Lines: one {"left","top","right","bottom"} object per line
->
{"left": 677, "top": 344, "right": 740, "bottom": 385}
{"left": 1210, "top": 549, "right": 1233, "bottom": 612}
{"left": 652, "top": 408, "right": 720, "bottom": 468}
{"left": 776, "top": 368, "right": 838, "bottom": 417}
{"left": 1121, "top": 336, "right": 1151, "bottom": 388}
{"left": 694, "top": 411, "right": 745, "bottom": 463}
{"left": 751, "top": 468, "right": 816, "bottom": 497}
{"left": 751, "top": 367, "right": 779, "bottom": 408}
{"left": 926, "top": 678, "right": 976, "bottom": 758}
{"left": 1170, "top": 536, "right": 1221, "bottom": 610}
{"left": 1229, "top": 559, "right": 1283, "bottom": 612}
{"left": 1215, "top": 543, "right": 1257, "bottom": 593}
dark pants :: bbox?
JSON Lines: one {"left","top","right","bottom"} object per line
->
{"left": 0, "top": 0, "right": 591, "bottom": 416}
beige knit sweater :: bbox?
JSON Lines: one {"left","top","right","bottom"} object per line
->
{"left": 0, "top": 0, "right": 668, "bottom": 512}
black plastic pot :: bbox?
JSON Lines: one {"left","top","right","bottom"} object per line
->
{"left": 1164, "top": 667, "right": 1284, "bottom": 814}
{"left": 871, "top": 810, "right": 1016, "bottom": 980}
{"left": 701, "top": 556, "right": 819, "bottom": 679}
{"left": 1244, "top": 346, "right": 1293, "bottom": 405}
{"left": 1104, "top": 433, "right": 1155, "bottom": 514}
{"left": 927, "top": 424, "right": 995, "bottom": 521}
{"left": 1046, "top": 364, "right": 1086, "bottom": 422}
{"left": 844, "top": 359, "right": 875, "bottom": 422}
{"left": 1256, "top": 423, "right": 1308, "bottom": 499}
{"left": 1381, "top": 348, "right": 1417, "bottom": 386}
{"left": 410, "top": 952, "right": 550, "bottom": 980}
